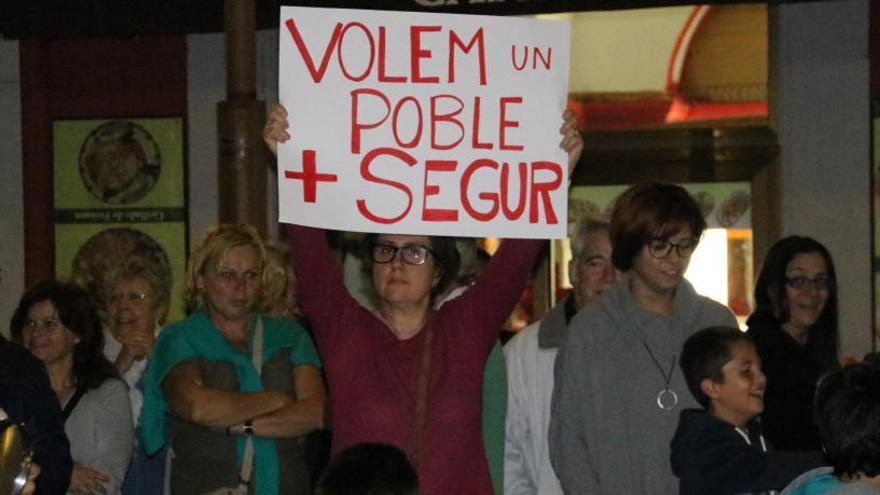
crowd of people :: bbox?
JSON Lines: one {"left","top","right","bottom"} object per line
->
{"left": 0, "top": 105, "right": 878, "bottom": 495}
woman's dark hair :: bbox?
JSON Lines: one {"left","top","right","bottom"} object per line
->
{"left": 609, "top": 183, "right": 707, "bottom": 272}
{"left": 362, "top": 233, "right": 461, "bottom": 298}
{"left": 681, "top": 326, "right": 754, "bottom": 409}
{"left": 747, "top": 235, "right": 839, "bottom": 372}
{"left": 317, "top": 442, "right": 418, "bottom": 495}
{"left": 10, "top": 280, "right": 116, "bottom": 390}
{"left": 814, "top": 363, "right": 880, "bottom": 479}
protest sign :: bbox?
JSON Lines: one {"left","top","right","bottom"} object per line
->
{"left": 278, "top": 6, "right": 571, "bottom": 238}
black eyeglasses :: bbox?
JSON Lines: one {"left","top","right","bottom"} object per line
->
{"left": 371, "top": 243, "right": 433, "bottom": 265}
{"left": 647, "top": 237, "right": 699, "bottom": 259}
{"left": 785, "top": 275, "right": 832, "bottom": 291}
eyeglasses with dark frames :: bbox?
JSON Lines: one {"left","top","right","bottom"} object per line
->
{"left": 647, "top": 237, "right": 699, "bottom": 259}
{"left": 785, "top": 275, "right": 833, "bottom": 291}
{"left": 371, "top": 243, "right": 433, "bottom": 265}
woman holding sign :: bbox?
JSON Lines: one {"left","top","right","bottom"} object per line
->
{"left": 264, "top": 103, "right": 582, "bottom": 495}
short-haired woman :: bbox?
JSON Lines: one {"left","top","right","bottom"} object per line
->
{"left": 140, "top": 224, "right": 325, "bottom": 495}
{"left": 102, "top": 255, "right": 171, "bottom": 495}
{"left": 11, "top": 280, "right": 134, "bottom": 495}
{"left": 549, "top": 182, "right": 738, "bottom": 494}
{"left": 746, "top": 235, "right": 839, "bottom": 451}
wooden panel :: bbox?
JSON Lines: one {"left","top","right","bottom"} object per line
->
{"left": 572, "top": 126, "right": 777, "bottom": 185}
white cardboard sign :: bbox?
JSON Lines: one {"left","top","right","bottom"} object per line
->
{"left": 278, "top": 6, "right": 571, "bottom": 238}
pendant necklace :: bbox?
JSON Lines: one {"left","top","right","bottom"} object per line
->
{"left": 642, "top": 341, "right": 678, "bottom": 410}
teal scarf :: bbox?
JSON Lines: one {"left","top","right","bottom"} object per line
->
{"left": 141, "top": 312, "right": 296, "bottom": 495}
{"left": 789, "top": 473, "right": 843, "bottom": 495}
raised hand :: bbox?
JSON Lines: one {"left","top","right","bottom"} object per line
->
{"left": 263, "top": 104, "right": 291, "bottom": 157}
{"left": 559, "top": 109, "right": 583, "bottom": 177}
{"left": 118, "top": 328, "right": 155, "bottom": 361}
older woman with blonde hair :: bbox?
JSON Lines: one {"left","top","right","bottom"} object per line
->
{"left": 141, "top": 224, "right": 325, "bottom": 495}
{"left": 103, "top": 255, "right": 170, "bottom": 405}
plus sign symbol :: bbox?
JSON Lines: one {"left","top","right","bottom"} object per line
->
{"left": 284, "top": 150, "right": 339, "bottom": 203}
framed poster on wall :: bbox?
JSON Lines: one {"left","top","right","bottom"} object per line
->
{"left": 53, "top": 117, "right": 187, "bottom": 322}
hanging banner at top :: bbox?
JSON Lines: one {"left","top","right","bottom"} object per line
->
{"left": 280, "top": 1, "right": 762, "bottom": 17}
{"left": 277, "top": 6, "right": 571, "bottom": 238}
{"left": 283, "top": 0, "right": 588, "bottom": 16}
{"left": 0, "top": 1, "right": 812, "bottom": 40}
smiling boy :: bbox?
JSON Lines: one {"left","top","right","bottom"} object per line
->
{"left": 671, "top": 326, "right": 822, "bottom": 495}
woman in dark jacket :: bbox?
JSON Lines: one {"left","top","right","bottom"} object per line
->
{"left": 0, "top": 335, "right": 72, "bottom": 495}
{"left": 746, "top": 235, "right": 839, "bottom": 451}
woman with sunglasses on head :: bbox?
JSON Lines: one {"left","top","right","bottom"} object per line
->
{"left": 746, "top": 236, "right": 839, "bottom": 452}
{"left": 549, "top": 182, "right": 738, "bottom": 494}
{"left": 263, "top": 104, "right": 583, "bottom": 495}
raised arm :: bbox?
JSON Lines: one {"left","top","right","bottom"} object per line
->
{"left": 267, "top": 103, "right": 366, "bottom": 343}
{"left": 442, "top": 109, "right": 583, "bottom": 347}
{"left": 284, "top": 224, "right": 354, "bottom": 332}
{"left": 450, "top": 237, "right": 544, "bottom": 349}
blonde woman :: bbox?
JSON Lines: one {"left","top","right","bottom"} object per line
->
{"left": 141, "top": 224, "right": 325, "bottom": 495}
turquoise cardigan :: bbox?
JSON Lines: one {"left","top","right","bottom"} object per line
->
{"left": 140, "top": 312, "right": 320, "bottom": 495}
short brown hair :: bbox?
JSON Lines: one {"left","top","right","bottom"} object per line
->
{"left": 610, "top": 183, "right": 706, "bottom": 272}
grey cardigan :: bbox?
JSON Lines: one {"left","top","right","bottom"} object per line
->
{"left": 549, "top": 275, "right": 737, "bottom": 495}
{"left": 65, "top": 378, "right": 134, "bottom": 495}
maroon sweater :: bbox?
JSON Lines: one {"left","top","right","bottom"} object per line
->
{"left": 286, "top": 224, "right": 542, "bottom": 495}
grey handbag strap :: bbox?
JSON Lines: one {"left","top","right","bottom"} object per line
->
{"left": 238, "top": 317, "right": 264, "bottom": 485}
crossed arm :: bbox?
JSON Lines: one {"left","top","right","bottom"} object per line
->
{"left": 162, "top": 361, "right": 325, "bottom": 438}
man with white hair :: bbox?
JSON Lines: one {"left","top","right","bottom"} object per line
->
{"left": 504, "top": 218, "right": 618, "bottom": 495}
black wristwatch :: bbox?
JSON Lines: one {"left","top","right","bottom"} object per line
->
{"left": 241, "top": 420, "right": 254, "bottom": 436}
